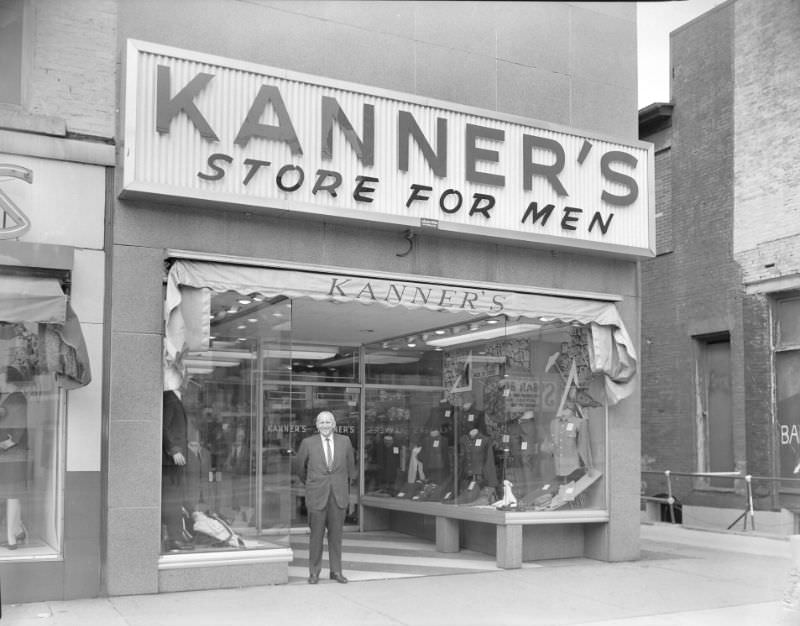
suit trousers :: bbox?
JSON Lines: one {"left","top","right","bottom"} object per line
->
{"left": 308, "top": 491, "right": 346, "bottom": 576}
{"left": 161, "top": 465, "right": 187, "bottom": 542}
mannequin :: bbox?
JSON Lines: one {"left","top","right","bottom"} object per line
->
{"left": 162, "top": 390, "right": 193, "bottom": 551}
{"left": 0, "top": 392, "right": 28, "bottom": 549}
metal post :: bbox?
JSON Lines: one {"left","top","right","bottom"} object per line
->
{"left": 746, "top": 475, "right": 755, "bottom": 531}
{"left": 665, "top": 470, "right": 675, "bottom": 524}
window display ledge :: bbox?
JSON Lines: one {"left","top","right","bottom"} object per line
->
{"left": 158, "top": 547, "right": 293, "bottom": 570}
{"left": 361, "top": 496, "right": 609, "bottom": 525}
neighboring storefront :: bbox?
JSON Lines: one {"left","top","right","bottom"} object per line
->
{"left": 106, "top": 36, "right": 651, "bottom": 595}
{"left": 0, "top": 144, "right": 108, "bottom": 602}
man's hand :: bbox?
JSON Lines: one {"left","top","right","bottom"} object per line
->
{"left": 172, "top": 451, "right": 186, "bottom": 466}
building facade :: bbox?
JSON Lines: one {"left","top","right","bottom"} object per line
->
{"left": 0, "top": 0, "right": 113, "bottom": 602}
{"left": 639, "top": 0, "right": 800, "bottom": 533}
{"left": 1, "top": 1, "right": 647, "bottom": 602}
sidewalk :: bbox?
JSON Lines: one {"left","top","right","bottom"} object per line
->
{"left": 2, "top": 523, "right": 797, "bottom": 625}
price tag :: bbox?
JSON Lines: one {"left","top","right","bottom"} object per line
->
{"left": 566, "top": 422, "right": 575, "bottom": 432}
{"left": 502, "top": 434, "right": 510, "bottom": 443}
{"left": 393, "top": 446, "right": 399, "bottom": 454}
{"left": 468, "top": 481, "right": 476, "bottom": 490}
{"left": 503, "top": 388, "right": 510, "bottom": 397}
{"left": 445, "top": 410, "right": 451, "bottom": 417}
{"left": 433, "top": 440, "right": 440, "bottom": 448}
{"left": 475, "top": 439, "right": 482, "bottom": 447}
{"left": 208, "top": 471, "right": 215, "bottom": 482}
{"left": 467, "top": 414, "right": 475, "bottom": 422}
{"left": 521, "top": 442, "right": 528, "bottom": 451}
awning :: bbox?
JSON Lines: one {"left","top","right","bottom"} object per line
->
{"left": 0, "top": 275, "right": 66, "bottom": 323}
{"left": 0, "top": 276, "right": 91, "bottom": 389}
{"left": 165, "top": 260, "right": 637, "bottom": 403}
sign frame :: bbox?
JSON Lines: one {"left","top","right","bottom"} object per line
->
{"left": 123, "top": 39, "right": 655, "bottom": 258}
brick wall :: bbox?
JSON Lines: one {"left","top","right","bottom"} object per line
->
{"left": 742, "top": 293, "right": 774, "bottom": 477}
{"left": 640, "top": 2, "right": 745, "bottom": 504}
{"left": 734, "top": 0, "right": 800, "bottom": 500}
{"left": 11, "top": 0, "right": 117, "bottom": 138}
{"left": 734, "top": 0, "right": 800, "bottom": 281}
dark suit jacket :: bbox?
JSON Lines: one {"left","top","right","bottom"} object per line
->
{"left": 296, "top": 433, "right": 356, "bottom": 510}
{"left": 162, "top": 390, "right": 187, "bottom": 466}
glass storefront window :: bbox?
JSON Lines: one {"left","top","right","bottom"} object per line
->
{"left": 162, "top": 293, "right": 296, "bottom": 554}
{"left": 0, "top": 326, "right": 63, "bottom": 560}
{"left": 362, "top": 318, "right": 607, "bottom": 511}
{"left": 164, "top": 268, "right": 624, "bottom": 557}
{"left": 163, "top": 291, "right": 365, "bottom": 555}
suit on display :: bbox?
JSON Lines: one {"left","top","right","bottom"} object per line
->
{"left": 546, "top": 406, "right": 592, "bottom": 481}
{"left": 509, "top": 410, "right": 539, "bottom": 495}
{"left": 162, "top": 390, "right": 192, "bottom": 551}
{"left": 296, "top": 411, "right": 356, "bottom": 584}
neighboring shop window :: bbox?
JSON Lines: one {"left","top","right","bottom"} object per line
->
{"left": 0, "top": 0, "right": 24, "bottom": 106}
{"left": 0, "top": 327, "right": 62, "bottom": 558}
{"left": 363, "top": 322, "right": 606, "bottom": 511}
{"left": 775, "top": 295, "right": 800, "bottom": 488}
{"left": 0, "top": 273, "right": 90, "bottom": 560}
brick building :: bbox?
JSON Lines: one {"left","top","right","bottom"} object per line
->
{"left": 639, "top": 0, "right": 800, "bottom": 533}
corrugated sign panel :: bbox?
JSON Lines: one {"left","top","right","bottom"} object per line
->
{"left": 123, "top": 40, "right": 654, "bottom": 257}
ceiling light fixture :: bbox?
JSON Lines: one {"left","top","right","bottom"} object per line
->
{"left": 187, "top": 350, "right": 256, "bottom": 361}
{"left": 426, "top": 323, "right": 541, "bottom": 347}
{"left": 262, "top": 345, "right": 339, "bottom": 360}
{"left": 184, "top": 358, "right": 240, "bottom": 369}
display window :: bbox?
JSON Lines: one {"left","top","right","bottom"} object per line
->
{"left": 362, "top": 324, "right": 607, "bottom": 511}
{"left": 162, "top": 259, "right": 636, "bottom": 553}
{"left": 0, "top": 274, "right": 90, "bottom": 561}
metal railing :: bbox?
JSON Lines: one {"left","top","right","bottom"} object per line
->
{"left": 642, "top": 470, "right": 800, "bottom": 531}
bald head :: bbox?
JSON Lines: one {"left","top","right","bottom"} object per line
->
{"left": 316, "top": 411, "right": 336, "bottom": 437}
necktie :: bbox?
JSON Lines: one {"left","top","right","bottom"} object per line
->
{"left": 324, "top": 437, "right": 333, "bottom": 469}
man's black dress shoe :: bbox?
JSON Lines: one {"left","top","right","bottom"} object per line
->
{"left": 329, "top": 572, "right": 348, "bottom": 584}
{"left": 308, "top": 573, "right": 319, "bottom": 584}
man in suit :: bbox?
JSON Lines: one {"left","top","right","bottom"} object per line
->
{"left": 296, "top": 410, "right": 356, "bottom": 584}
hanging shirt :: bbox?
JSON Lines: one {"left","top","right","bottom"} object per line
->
{"left": 549, "top": 414, "right": 591, "bottom": 477}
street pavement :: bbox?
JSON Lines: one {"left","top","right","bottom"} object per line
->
{"left": 1, "top": 523, "right": 797, "bottom": 625}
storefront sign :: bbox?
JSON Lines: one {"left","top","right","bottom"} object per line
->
{"left": 0, "top": 164, "right": 32, "bottom": 239}
{"left": 124, "top": 40, "right": 654, "bottom": 257}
